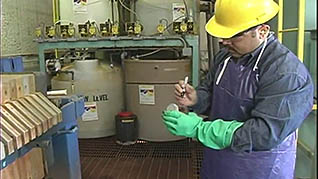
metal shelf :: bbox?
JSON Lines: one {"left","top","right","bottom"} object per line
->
{"left": 36, "top": 35, "right": 200, "bottom": 87}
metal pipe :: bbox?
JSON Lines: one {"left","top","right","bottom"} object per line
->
{"left": 278, "top": 0, "right": 283, "bottom": 42}
{"left": 194, "top": 0, "right": 201, "bottom": 34}
{"left": 124, "top": 0, "right": 131, "bottom": 23}
{"left": 117, "top": 0, "right": 131, "bottom": 35}
{"left": 279, "top": 28, "right": 298, "bottom": 32}
{"left": 204, "top": 1, "right": 218, "bottom": 67}
{"left": 52, "top": 0, "right": 57, "bottom": 23}
{"left": 140, "top": 35, "right": 187, "bottom": 48}
{"left": 297, "top": 0, "right": 305, "bottom": 62}
{"left": 117, "top": 1, "right": 124, "bottom": 34}
{"left": 168, "top": 36, "right": 187, "bottom": 48}
{"left": 206, "top": 12, "right": 214, "bottom": 67}
{"left": 111, "top": 0, "right": 114, "bottom": 23}
{"left": 133, "top": 0, "right": 136, "bottom": 22}
{"left": 0, "top": 53, "right": 38, "bottom": 57}
{"left": 52, "top": 0, "right": 59, "bottom": 58}
{"left": 212, "top": 37, "right": 220, "bottom": 58}
{"left": 47, "top": 89, "right": 68, "bottom": 96}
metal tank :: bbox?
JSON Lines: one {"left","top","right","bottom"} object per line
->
{"left": 59, "top": 0, "right": 199, "bottom": 35}
{"left": 51, "top": 59, "right": 124, "bottom": 138}
{"left": 124, "top": 59, "right": 191, "bottom": 141}
{"left": 135, "top": 0, "right": 200, "bottom": 35}
{"left": 59, "top": 0, "right": 119, "bottom": 24}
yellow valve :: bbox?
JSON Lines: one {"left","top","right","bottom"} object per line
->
{"left": 157, "top": 24, "right": 165, "bottom": 34}
{"left": 68, "top": 27, "right": 75, "bottom": 37}
{"left": 180, "top": 22, "right": 187, "bottom": 33}
{"left": 48, "top": 27, "right": 55, "bottom": 37}
{"left": 88, "top": 26, "right": 96, "bottom": 36}
{"left": 35, "top": 27, "right": 42, "bottom": 38}
{"left": 112, "top": 24, "right": 119, "bottom": 35}
{"left": 134, "top": 23, "right": 142, "bottom": 35}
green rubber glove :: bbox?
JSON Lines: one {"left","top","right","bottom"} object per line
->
{"left": 162, "top": 110, "right": 202, "bottom": 137}
{"left": 196, "top": 118, "right": 244, "bottom": 149}
{"left": 162, "top": 110, "right": 244, "bottom": 149}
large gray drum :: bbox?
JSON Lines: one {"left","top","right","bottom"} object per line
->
{"left": 124, "top": 59, "right": 191, "bottom": 141}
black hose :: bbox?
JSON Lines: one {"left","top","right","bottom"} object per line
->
{"left": 111, "top": 0, "right": 114, "bottom": 22}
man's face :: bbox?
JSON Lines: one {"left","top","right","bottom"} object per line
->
{"left": 219, "top": 26, "right": 268, "bottom": 58}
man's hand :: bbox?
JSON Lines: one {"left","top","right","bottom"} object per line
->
{"left": 162, "top": 110, "right": 244, "bottom": 150}
{"left": 174, "top": 81, "right": 198, "bottom": 107}
{"left": 162, "top": 110, "right": 202, "bottom": 137}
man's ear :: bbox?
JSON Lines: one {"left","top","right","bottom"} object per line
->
{"left": 258, "top": 25, "right": 270, "bottom": 39}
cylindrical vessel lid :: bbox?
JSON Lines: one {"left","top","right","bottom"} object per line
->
{"left": 75, "top": 59, "right": 99, "bottom": 71}
{"left": 118, "top": 111, "right": 134, "bottom": 117}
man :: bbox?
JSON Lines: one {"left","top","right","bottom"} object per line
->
{"left": 161, "top": 0, "right": 314, "bottom": 178}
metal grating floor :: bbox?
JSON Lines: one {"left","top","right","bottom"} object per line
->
{"left": 79, "top": 136, "right": 203, "bottom": 179}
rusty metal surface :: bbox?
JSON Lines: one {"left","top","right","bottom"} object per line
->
{"left": 1, "top": 108, "right": 30, "bottom": 145}
{"left": 79, "top": 137, "right": 204, "bottom": 179}
{"left": 2, "top": 104, "right": 37, "bottom": 140}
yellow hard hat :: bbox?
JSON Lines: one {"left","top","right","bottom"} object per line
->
{"left": 205, "top": 0, "right": 279, "bottom": 38}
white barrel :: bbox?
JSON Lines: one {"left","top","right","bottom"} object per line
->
{"left": 136, "top": 0, "right": 200, "bottom": 35}
{"left": 51, "top": 59, "right": 124, "bottom": 138}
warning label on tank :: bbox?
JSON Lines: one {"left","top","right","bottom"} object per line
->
{"left": 82, "top": 102, "right": 98, "bottom": 121}
{"left": 73, "top": 0, "right": 87, "bottom": 13}
{"left": 139, "top": 85, "right": 155, "bottom": 105}
{"left": 84, "top": 94, "right": 108, "bottom": 102}
{"left": 172, "top": 3, "right": 193, "bottom": 22}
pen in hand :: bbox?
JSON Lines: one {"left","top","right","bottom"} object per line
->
{"left": 181, "top": 76, "right": 188, "bottom": 98}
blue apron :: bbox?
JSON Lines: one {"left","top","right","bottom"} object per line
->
{"left": 201, "top": 39, "right": 297, "bottom": 179}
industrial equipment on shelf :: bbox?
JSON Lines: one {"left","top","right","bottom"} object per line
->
{"left": 35, "top": 35, "right": 200, "bottom": 87}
